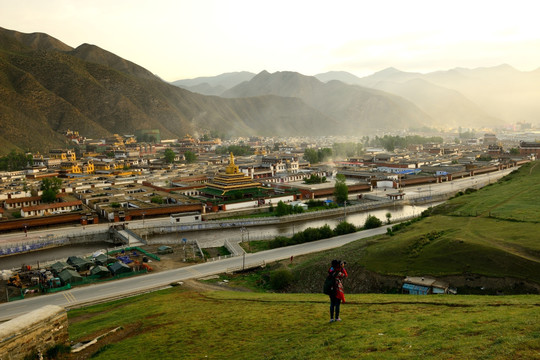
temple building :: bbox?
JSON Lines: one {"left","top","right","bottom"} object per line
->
{"left": 199, "top": 153, "right": 299, "bottom": 211}
{"left": 200, "top": 153, "right": 263, "bottom": 200}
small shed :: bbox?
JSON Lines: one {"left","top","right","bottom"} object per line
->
{"left": 157, "top": 245, "right": 173, "bottom": 255}
{"left": 58, "top": 269, "right": 83, "bottom": 285}
{"left": 108, "top": 262, "right": 132, "bottom": 276}
{"left": 90, "top": 265, "right": 110, "bottom": 277}
{"left": 402, "top": 276, "right": 451, "bottom": 295}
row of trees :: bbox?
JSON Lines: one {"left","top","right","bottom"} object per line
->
{"left": 303, "top": 148, "right": 332, "bottom": 164}
{"left": 368, "top": 135, "right": 444, "bottom": 152}
{"left": 267, "top": 214, "right": 383, "bottom": 250}
{"left": 163, "top": 149, "right": 197, "bottom": 164}
{"left": 0, "top": 151, "right": 33, "bottom": 171}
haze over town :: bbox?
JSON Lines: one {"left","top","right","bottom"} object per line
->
{"left": 3, "top": 0, "right": 540, "bottom": 81}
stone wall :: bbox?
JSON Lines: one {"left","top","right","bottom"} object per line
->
{"left": 0, "top": 305, "right": 68, "bottom": 360}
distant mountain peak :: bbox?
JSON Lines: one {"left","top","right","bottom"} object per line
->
{"left": 374, "top": 67, "right": 404, "bottom": 75}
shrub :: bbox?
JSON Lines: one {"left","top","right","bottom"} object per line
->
{"left": 334, "top": 221, "right": 357, "bottom": 235}
{"left": 151, "top": 195, "right": 164, "bottom": 204}
{"left": 363, "top": 215, "right": 383, "bottom": 229}
{"left": 319, "top": 224, "right": 334, "bottom": 238}
{"left": 269, "top": 267, "right": 293, "bottom": 290}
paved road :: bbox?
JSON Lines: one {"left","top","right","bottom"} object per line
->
{"left": 0, "top": 225, "right": 389, "bottom": 322}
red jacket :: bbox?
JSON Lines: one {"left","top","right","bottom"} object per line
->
{"left": 329, "top": 267, "right": 348, "bottom": 302}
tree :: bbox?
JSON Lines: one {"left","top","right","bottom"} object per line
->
{"left": 303, "top": 174, "right": 326, "bottom": 184}
{"left": 276, "top": 201, "right": 290, "bottom": 216}
{"left": 318, "top": 148, "right": 332, "bottom": 162}
{"left": 385, "top": 212, "right": 392, "bottom": 224}
{"left": 184, "top": 151, "right": 197, "bottom": 164}
{"left": 40, "top": 177, "right": 62, "bottom": 203}
{"left": 164, "top": 149, "right": 176, "bottom": 164}
{"left": 333, "top": 174, "right": 348, "bottom": 205}
{"left": 303, "top": 148, "right": 319, "bottom": 164}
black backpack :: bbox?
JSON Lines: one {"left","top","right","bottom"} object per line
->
{"left": 323, "top": 273, "right": 334, "bottom": 295}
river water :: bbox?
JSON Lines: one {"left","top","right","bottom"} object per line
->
{"left": 1, "top": 203, "right": 436, "bottom": 270}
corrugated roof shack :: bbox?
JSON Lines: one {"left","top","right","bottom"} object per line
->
{"left": 402, "top": 276, "right": 452, "bottom": 295}
{"left": 0, "top": 305, "right": 68, "bottom": 360}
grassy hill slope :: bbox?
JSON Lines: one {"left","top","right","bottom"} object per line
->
{"left": 287, "top": 161, "right": 540, "bottom": 295}
{"left": 66, "top": 288, "right": 540, "bottom": 359}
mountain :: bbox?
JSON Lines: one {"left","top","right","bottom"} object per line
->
{"left": 0, "top": 28, "right": 334, "bottom": 154}
{"left": 367, "top": 78, "right": 501, "bottom": 128}
{"left": 223, "top": 70, "right": 433, "bottom": 133}
{"left": 314, "top": 71, "right": 362, "bottom": 85}
{"left": 171, "top": 71, "right": 255, "bottom": 95}
{"left": 422, "top": 65, "right": 540, "bottom": 125}
{"left": 350, "top": 65, "right": 540, "bottom": 127}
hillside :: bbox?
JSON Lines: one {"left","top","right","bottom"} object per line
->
{"left": 222, "top": 70, "right": 434, "bottom": 133}
{"left": 65, "top": 288, "right": 540, "bottom": 359}
{"left": 0, "top": 28, "right": 333, "bottom": 154}
{"left": 288, "top": 161, "right": 540, "bottom": 295}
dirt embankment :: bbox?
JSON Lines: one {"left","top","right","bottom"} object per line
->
{"left": 286, "top": 262, "right": 540, "bottom": 295}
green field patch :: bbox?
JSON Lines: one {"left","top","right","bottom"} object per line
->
{"left": 67, "top": 288, "right": 540, "bottom": 360}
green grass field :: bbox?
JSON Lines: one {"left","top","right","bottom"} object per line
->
{"left": 67, "top": 288, "right": 540, "bottom": 359}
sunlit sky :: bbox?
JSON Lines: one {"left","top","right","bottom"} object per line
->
{"left": 2, "top": 0, "right": 540, "bottom": 81}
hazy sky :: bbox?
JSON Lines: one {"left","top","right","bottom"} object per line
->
{"left": 2, "top": 0, "right": 540, "bottom": 81}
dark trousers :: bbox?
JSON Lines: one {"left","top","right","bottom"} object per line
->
{"left": 329, "top": 295, "right": 341, "bottom": 319}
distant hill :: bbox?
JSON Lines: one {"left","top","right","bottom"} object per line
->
{"left": 171, "top": 71, "right": 255, "bottom": 95}
{"left": 348, "top": 65, "right": 540, "bottom": 127}
{"left": 372, "top": 78, "right": 501, "bottom": 128}
{"left": 314, "top": 70, "right": 362, "bottom": 85}
{"left": 222, "top": 70, "right": 433, "bottom": 133}
{"left": 0, "top": 28, "right": 333, "bottom": 154}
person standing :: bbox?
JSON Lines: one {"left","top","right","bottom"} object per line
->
{"left": 328, "top": 260, "right": 348, "bottom": 322}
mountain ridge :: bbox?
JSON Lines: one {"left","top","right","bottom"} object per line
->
{"left": 223, "top": 70, "right": 434, "bottom": 132}
{"left": 0, "top": 28, "right": 336, "bottom": 154}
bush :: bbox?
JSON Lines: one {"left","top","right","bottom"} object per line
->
{"left": 363, "top": 215, "right": 383, "bottom": 229}
{"left": 269, "top": 267, "right": 293, "bottom": 290}
{"left": 306, "top": 199, "right": 325, "bottom": 208}
{"left": 334, "top": 221, "right": 357, "bottom": 235}
{"left": 319, "top": 224, "right": 334, "bottom": 238}
{"left": 151, "top": 195, "right": 164, "bottom": 204}
{"left": 269, "top": 236, "right": 290, "bottom": 249}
